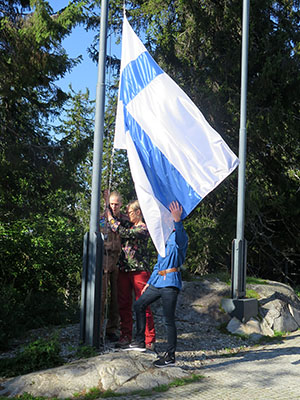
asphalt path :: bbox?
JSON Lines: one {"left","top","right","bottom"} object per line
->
{"left": 115, "top": 330, "right": 300, "bottom": 400}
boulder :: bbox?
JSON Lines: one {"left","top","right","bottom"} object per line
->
{"left": 253, "top": 281, "right": 300, "bottom": 333}
{"left": 226, "top": 280, "right": 300, "bottom": 337}
{"left": 227, "top": 317, "right": 273, "bottom": 340}
{"left": 0, "top": 352, "right": 189, "bottom": 399}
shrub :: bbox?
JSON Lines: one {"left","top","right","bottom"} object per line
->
{"left": 0, "top": 334, "right": 63, "bottom": 377}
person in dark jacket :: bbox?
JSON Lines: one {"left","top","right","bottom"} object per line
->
{"left": 123, "top": 201, "right": 188, "bottom": 368}
{"left": 100, "top": 190, "right": 128, "bottom": 343}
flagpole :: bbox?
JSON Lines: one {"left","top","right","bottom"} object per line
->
{"left": 232, "top": 0, "right": 250, "bottom": 300}
{"left": 80, "top": 0, "right": 109, "bottom": 348}
{"left": 222, "top": 0, "right": 258, "bottom": 322}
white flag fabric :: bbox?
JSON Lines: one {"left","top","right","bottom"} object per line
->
{"left": 115, "top": 15, "right": 239, "bottom": 256}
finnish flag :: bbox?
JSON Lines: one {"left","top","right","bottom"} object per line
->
{"left": 114, "top": 15, "right": 239, "bottom": 256}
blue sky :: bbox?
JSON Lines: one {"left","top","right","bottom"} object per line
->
{"left": 49, "top": 0, "right": 120, "bottom": 100}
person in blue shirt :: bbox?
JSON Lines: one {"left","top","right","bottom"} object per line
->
{"left": 123, "top": 201, "right": 188, "bottom": 368}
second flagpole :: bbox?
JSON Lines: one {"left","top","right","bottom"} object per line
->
{"left": 80, "top": 0, "right": 109, "bottom": 348}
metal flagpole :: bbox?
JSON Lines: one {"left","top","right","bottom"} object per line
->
{"left": 222, "top": 0, "right": 258, "bottom": 322}
{"left": 232, "top": 0, "right": 250, "bottom": 300}
{"left": 80, "top": 0, "right": 109, "bottom": 348}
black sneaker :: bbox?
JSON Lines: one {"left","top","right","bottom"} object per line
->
{"left": 153, "top": 353, "right": 175, "bottom": 368}
{"left": 122, "top": 341, "right": 146, "bottom": 352}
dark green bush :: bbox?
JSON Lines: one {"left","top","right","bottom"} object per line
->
{"left": 0, "top": 334, "right": 63, "bottom": 377}
{"left": 0, "top": 285, "right": 79, "bottom": 350}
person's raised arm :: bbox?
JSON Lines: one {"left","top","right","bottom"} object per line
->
{"left": 169, "top": 201, "right": 188, "bottom": 249}
{"left": 169, "top": 201, "right": 183, "bottom": 222}
{"left": 103, "top": 189, "right": 110, "bottom": 207}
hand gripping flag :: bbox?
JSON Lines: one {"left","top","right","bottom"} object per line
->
{"left": 114, "top": 15, "right": 239, "bottom": 256}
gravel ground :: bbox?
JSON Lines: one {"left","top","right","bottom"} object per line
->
{"left": 0, "top": 319, "right": 255, "bottom": 373}
{"left": 148, "top": 314, "right": 255, "bottom": 370}
{"left": 1, "top": 279, "right": 259, "bottom": 372}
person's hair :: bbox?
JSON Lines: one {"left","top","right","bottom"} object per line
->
{"left": 127, "top": 199, "right": 140, "bottom": 212}
{"left": 109, "top": 191, "right": 122, "bottom": 204}
{"left": 127, "top": 200, "right": 145, "bottom": 222}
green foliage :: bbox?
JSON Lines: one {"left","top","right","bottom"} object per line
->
{"left": 0, "top": 334, "right": 63, "bottom": 377}
{"left": 169, "top": 373, "right": 204, "bottom": 387}
{"left": 0, "top": 374, "right": 204, "bottom": 399}
{"left": 200, "top": 271, "right": 231, "bottom": 284}
{"left": 294, "top": 286, "right": 300, "bottom": 298}
{"left": 75, "top": 345, "right": 98, "bottom": 359}
{"left": 218, "top": 322, "right": 287, "bottom": 345}
{"left": 0, "top": 285, "right": 77, "bottom": 350}
{"left": 0, "top": 209, "right": 83, "bottom": 348}
{"left": 217, "top": 322, "right": 249, "bottom": 341}
{"left": 257, "top": 331, "right": 286, "bottom": 344}
{"left": 217, "top": 322, "right": 231, "bottom": 336}
{"left": 101, "top": 91, "right": 136, "bottom": 207}
{"left": 53, "top": 87, "right": 96, "bottom": 230}
{"left": 246, "top": 277, "right": 269, "bottom": 285}
{"left": 74, "top": 388, "right": 121, "bottom": 399}
{"left": 0, "top": 1, "right": 90, "bottom": 346}
{"left": 0, "top": 395, "right": 49, "bottom": 400}
{"left": 182, "top": 182, "right": 237, "bottom": 275}
{"left": 246, "top": 289, "right": 260, "bottom": 300}
{"left": 220, "top": 347, "right": 241, "bottom": 358}
{"left": 273, "top": 330, "right": 287, "bottom": 338}
{"left": 74, "top": 374, "right": 204, "bottom": 399}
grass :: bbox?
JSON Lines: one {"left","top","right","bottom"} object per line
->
{"left": 246, "top": 277, "right": 269, "bottom": 285}
{"left": 294, "top": 285, "right": 300, "bottom": 298}
{"left": 73, "top": 387, "right": 121, "bottom": 399}
{"left": 196, "top": 272, "right": 269, "bottom": 288}
{"left": 217, "top": 320, "right": 287, "bottom": 348}
{"left": 245, "top": 289, "right": 260, "bottom": 299}
{"left": 257, "top": 330, "right": 286, "bottom": 344}
{"left": 76, "top": 374, "right": 204, "bottom": 398}
{"left": 217, "top": 332, "right": 285, "bottom": 357}
{"left": 219, "top": 347, "right": 246, "bottom": 358}
{"left": 74, "top": 345, "right": 98, "bottom": 359}
{"left": 0, "top": 396, "right": 55, "bottom": 400}
{"left": 0, "top": 374, "right": 204, "bottom": 400}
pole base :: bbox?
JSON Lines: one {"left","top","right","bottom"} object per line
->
{"left": 222, "top": 298, "right": 258, "bottom": 323}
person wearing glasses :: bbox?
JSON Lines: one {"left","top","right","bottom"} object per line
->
{"left": 106, "top": 200, "right": 156, "bottom": 351}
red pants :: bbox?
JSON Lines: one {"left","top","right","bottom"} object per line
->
{"left": 118, "top": 270, "right": 156, "bottom": 345}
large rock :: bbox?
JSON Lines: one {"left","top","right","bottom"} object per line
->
{"left": 288, "top": 303, "right": 300, "bottom": 325}
{"left": 227, "top": 317, "right": 273, "bottom": 337}
{"left": 260, "top": 298, "right": 299, "bottom": 332}
{"left": 252, "top": 281, "right": 300, "bottom": 333}
{"left": 226, "top": 280, "right": 300, "bottom": 337}
{"left": 0, "top": 352, "right": 189, "bottom": 399}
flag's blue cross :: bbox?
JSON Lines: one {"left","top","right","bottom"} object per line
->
{"left": 120, "top": 51, "right": 202, "bottom": 218}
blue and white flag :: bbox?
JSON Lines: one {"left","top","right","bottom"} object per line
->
{"left": 114, "top": 16, "right": 239, "bottom": 256}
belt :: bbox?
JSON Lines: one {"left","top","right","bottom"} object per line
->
{"left": 158, "top": 267, "right": 178, "bottom": 277}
